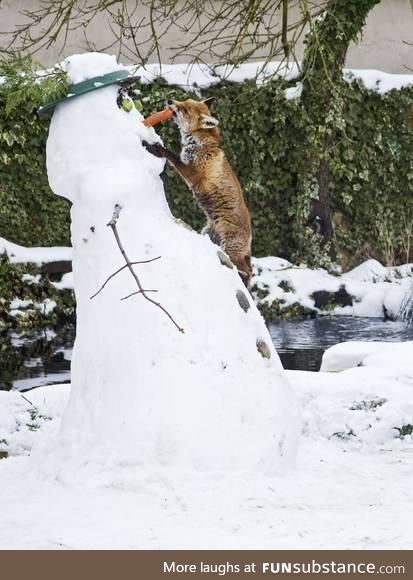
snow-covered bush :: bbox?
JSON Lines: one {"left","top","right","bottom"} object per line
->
{"left": 0, "top": 238, "right": 74, "bottom": 329}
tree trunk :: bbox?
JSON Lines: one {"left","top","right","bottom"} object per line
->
{"left": 301, "top": 0, "right": 381, "bottom": 244}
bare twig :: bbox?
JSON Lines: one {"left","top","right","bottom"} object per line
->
{"left": 282, "top": 0, "right": 290, "bottom": 58}
{"left": 20, "top": 394, "right": 34, "bottom": 407}
{"left": 121, "top": 289, "right": 158, "bottom": 300}
{"left": 1, "top": 0, "right": 330, "bottom": 78}
{"left": 93, "top": 204, "right": 184, "bottom": 333}
{"left": 90, "top": 257, "right": 161, "bottom": 299}
{"left": 107, "top": 203, "right": 122, "bottom": 225}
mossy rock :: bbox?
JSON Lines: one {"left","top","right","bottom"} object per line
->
{"left": 256, "top": 338, "right": 271, "bottom": 359}
{"left": 256, "top": 297, "right": 315, "bottom": 322}
{"left": 312, "top": 284, "right": 353, "bottom": 310}
{"left": 217, "top": 250, "right": 234, "bottom": 270}
{"left": 394, "top": 424, "right": 413, "bottom": 439}
{"left": 236, "top": 289, "right": 250, "bottom": 312}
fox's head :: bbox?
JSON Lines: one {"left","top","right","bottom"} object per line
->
{"left": 167, "top": 98, "right": 219, "bottom": 134}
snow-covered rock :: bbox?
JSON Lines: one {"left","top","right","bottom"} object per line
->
{"left": 44, "top": 52, "right": 299, "bottom": 475}
{"left": 321, "top": 340, "right": 413, "bottom": 374}
{"left": 0, "top": 237, "right": 72, "bottom": 264}
{"left": 253, "top": 257, "right": 413, "bottom": 320}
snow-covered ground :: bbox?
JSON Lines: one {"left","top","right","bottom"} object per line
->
{"left": 0, "top": 340, "right": 412, "bottom": 549}
{"left": 1, "top": 440, "right": 410, "bottom": 549}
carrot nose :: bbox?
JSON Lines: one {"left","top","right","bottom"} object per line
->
{"left": 143, "top": 108, "right": 173, "bottom": 127}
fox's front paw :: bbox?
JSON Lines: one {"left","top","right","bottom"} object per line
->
{"left": 142, "top": 140, "right": 165, "bottom": 158}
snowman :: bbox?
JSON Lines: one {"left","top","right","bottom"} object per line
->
{"left": 44, "top": 52, "right": 299, "bottom": 472}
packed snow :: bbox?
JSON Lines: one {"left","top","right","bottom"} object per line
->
{"left": 43, "top": 52, "right": 299, "bottom": 478}
{"left": 321, "top": 340, "right": 413, "bottom": 373}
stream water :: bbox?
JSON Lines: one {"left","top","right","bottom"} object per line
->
{"left": 268, "top": 316, "right": 413, "bottom": 371}
{"left": 1, "top": 317, "right": 413, "bottom": 392}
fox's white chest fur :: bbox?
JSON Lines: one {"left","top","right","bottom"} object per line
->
{"left": 180, "top": 131, "right": 197, "bottom": 164}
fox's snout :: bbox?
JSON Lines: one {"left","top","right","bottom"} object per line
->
{"left": 166, "top": 99, "right": 181, "bottom": 115}
{"left": 165, "top": 98, "right": 219, "bottom": 132}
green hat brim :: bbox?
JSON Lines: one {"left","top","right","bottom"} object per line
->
{"left": 37, "top": 70, "right": 140, "bottom": 116}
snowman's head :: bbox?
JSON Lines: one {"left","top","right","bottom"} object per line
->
{"left": 38, "top": 53, "right": 140, "bottom": 116}
{"left": 46, "top": 53, "right": 157, "bottom": 204}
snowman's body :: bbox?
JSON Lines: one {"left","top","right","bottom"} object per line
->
{"left": 46, "top": 53, "right": 299, "bottom": 472}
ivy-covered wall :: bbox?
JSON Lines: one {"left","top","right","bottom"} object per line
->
{"left": 139, "top": 76, "right": 413, "bottom": 267}
{"left": 0, "top": 58, "right": 71, "bottom": 246}
{"left": 0, "top": 64, "right": 412, "bottom": 267}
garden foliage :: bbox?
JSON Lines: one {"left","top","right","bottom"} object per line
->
{"left": 0, "top": 55, "right": 412, "bottom": 267}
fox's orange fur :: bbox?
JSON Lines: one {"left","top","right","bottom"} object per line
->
{"left": 143, "top": 98, "right": 252, "bottom": 288}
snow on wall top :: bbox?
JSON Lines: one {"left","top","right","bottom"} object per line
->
{"left": 62, "top": 52, "right": 125, "bottom": 84}
{"left": 127, "top": 61, "right": 413, "bottom": 94}
{"left": 343, "top": 68, "right": 413, "bottom": 94}
{"left": 2, "top": 58, "right": 411, "bottom": 95}
{"left": 130, "top": 61, "right": 301, "bottom": 88}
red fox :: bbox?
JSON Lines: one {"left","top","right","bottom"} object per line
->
{"left": 143, "top": 98, "right": 252, "bottom": 288}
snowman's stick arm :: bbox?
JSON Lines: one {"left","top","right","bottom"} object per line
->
{"left": 105, "top": 204, "right": 184, "bottom": 334}
{"left": 90, "top": 258, "right": 161, "bottom": 300}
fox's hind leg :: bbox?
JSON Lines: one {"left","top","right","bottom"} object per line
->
{"left": 202, "top": 223, "right": 221, "bottom": 246}
{"left": 229, "top": 253, "right": 252, "bottom": 289}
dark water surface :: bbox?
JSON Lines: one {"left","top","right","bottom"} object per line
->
{"left": 0, "top": 325, "right": 74, "bottom": 392}
{"left": 269, "top": 317, "right": 413, "bottom": 372}
{"left": 1, "top": 317, "right": 413, "bottom": 391}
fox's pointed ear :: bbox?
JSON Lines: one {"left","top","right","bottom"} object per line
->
{"left": 200, "top": 114, "right": 219, "bottom": 129}
{"left": 203, "top": 97, "right": 216, "bottom": 111}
